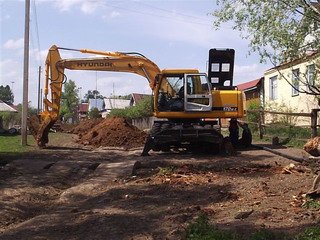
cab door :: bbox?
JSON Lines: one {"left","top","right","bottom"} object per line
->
{"left": 184, "top": 74, "right": 212, "bottom": 112}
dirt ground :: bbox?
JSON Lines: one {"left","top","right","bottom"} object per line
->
{"left": 0, "top": 133, "right": 320, "bottom": 239}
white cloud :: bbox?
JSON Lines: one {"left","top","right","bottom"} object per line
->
{"left": 3, "top": 38, "right": 24, "bottom": 50}
{"left": 46, "top": 0, "right": 106, "bottom": 14}
{"left": 81, "top": 1, "right": 104, "bottom": 14}
{"left": 0, "top": 59, "right": 23, "bottom": 104}
{"left": 110, "top": 11, "right": 121, "bottom": 18}
{"left": 53, "top": 0, "right": 82, "bottom": 12}
{"left": 124, "top": 9, "right": 246, "bottom": 51}
{"left": 234, "top": 63, "right": 267, "bottom": 85}
{"left": 0, "top": 59, "right": 20, "bottom": 84}
{"left": 102, "top": 11, "right": 121, "bottom": 20}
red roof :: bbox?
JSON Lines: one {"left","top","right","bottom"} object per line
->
{"left": 131, "top": 93, "right": 150, "bottom": 104}
{"left": 237, "top": 78, "right": 262, "bottom": 91}
{"left": 9, "top": 105, "right": 19, "bottom": 111}
{"left": 78, "top": 103, "right": 89, "bottom": 112}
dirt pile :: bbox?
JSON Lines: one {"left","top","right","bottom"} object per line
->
{"left": 304, "top": 137, "right": 320, "bottom": 156}
{"left": 71, "top": 118, "right": 104, "bottom": 134}
{"left": 72, "top": 117, "right": 147, "bottom": 149}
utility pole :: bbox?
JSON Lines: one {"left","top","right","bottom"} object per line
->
{"left": 21, "top": 0, "right": 30, "bottom": 145}
{"left": 37, "top": 66, "right": 41, "bottom": 113}
{"left": 11, "top": 81, "right": 14, "bottom": 91}
{"left": 11, "top": 81, "right": 14, "bottom": 103}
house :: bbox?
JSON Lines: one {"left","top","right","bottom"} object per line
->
{"left": 102, "top": 98, "right": 131, "bottom": 118}
{"left": 88, "top": 99, "right": 105, "bottom": 112}
{"left": 0, "top": 100, "right": 17, "bottom": 129}
{"left": 130, "top": 93, "right": 151, "bottom": 106}
{"left": 77, "top": 103, "right": 89, "bottom": 120}
{"left": 0, "top": 100, "right": 17, "bottom": 112}
{"left": 237, "top": 77, "right": 264, "bottom": 108}
{"left": 264, "top": 51, "right": 319, "bottom": 113}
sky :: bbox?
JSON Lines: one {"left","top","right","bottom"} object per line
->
{"left": 0, "top": 0, "right": 272, "bottom": 107}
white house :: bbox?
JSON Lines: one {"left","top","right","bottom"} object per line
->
{"left": 264, "top": 51, "right": 319, "bottom": 114}
{"left": 102, "top": 98, "right": 131, "bottom": 118}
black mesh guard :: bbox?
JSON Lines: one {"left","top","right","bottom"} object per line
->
{"left": 208, "top": 48, "right": 235, "bottom": 89}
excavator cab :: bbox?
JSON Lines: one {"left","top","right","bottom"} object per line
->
{"left": 184, "top": 73, "right": 212, "bottom": 112}
{"left": 155, "top": 72, "right": 212, "bottom": 113}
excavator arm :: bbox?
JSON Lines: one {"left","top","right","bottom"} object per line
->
{"left": 28, "top": 45, "right": 166, "bottom": 147}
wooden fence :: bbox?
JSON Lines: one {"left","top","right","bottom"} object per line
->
{"left": 246, "top": 108, "right": 320, "bottom": 140}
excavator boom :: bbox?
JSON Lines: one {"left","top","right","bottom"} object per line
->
{"left": 28, "top": 45, "right": 163, "bottom": 147}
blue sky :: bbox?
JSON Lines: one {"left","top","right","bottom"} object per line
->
{"left": 0, "top": 0, "right": 271, "bottom": 107}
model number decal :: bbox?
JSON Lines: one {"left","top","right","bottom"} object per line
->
{"left": 223, "top": 107, "right": 238, "bottom": 111}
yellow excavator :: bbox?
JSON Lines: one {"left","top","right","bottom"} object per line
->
{"left": 28, "top": 45, "right": 245, "bottom": 154}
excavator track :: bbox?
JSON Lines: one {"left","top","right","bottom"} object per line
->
{"left": 141, "top": 121, "right": 225, "bottom": 155}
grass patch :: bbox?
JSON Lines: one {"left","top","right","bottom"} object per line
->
{"left": 294, "top": 226, "right": 320, "bottom": 240}
{"left": 248, "top": 229, "right": 287, "bottom": 240}
{"left": 0, "top": 132, "right": 74, "bottom": 153}
{"left": 184, "top": 215, "right": 320, "bottom": 240}
{"left": 252, "top": 135, "right": 306, "bottom": 149}
{"left": 185, "top": 214, "right": 237, "bottom": 240}
{"left": 158, "top": 166, "right": 176, "bottom": 175}
{"left": 0, "top": 135, "right": 37, "bottom": 153}
{"left": 303, "top": 198, "right": 320, "bottom": 210}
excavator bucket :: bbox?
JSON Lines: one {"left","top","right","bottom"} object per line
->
{"left": 27, "top": 115, "right": 57, "bottom": 148}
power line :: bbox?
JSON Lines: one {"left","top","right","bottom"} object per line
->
{"left": 135, "top": 1, "right": 215, "bottom": 24}
{"left": 86, "top": 0, "right": 232, "bottom": 29}
{"left": 107, "top": 3, "right": 220, "bottom": 27}
{"left": 31, "top": 0, "right": 42, "bottom": 66}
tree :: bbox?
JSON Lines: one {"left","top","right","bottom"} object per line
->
{"left": 83, "top": 90, "right": 104, "bottom": 103}
{"left": 88, "top": 107, "right": 101, "bottom": 118}
{"left": 59, "top": 80, "right": 79, "bottom": 123}
{"left": 212, "top": 0, "right": 320, "bottom": 96}
{"left": 0, "top": 102, "right": 36, "bottom": 129}
{"left": 212, "top": 0, "right": 320, "bottom": 64}
{"left": 0, "top": 85, "right": 14, "bottom": 104}
{"left": 108, "top": 96, "right": 152, "bottom": 120}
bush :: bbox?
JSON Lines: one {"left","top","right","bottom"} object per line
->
{"left": 294, "top": 226, "right": 320, "bottom": 240}
{"left": 108, "top": 96, "right": 152, "bottom": 121}
{"left": 247, "top": 101, "right": 260, "bottom": 132}
{"left": 185, "top": 214, "right": 237, "bottom": 240}
{"left": 88, "top": 107, "right": 101, "bottom": 119}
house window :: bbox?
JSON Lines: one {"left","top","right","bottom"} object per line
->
{"left": 292, "top": 69, "right": 299, "bottom": 96}
{"left": 269, "top": 76, "right": 277, "bottom": 100}
{"left": 307, "top": 64, "right": 316, "bottom": 88}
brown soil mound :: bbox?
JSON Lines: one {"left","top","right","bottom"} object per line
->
{"left": 304, "top": 137, "right": 320, "bottom": 156}
{"left": 71, "top": 118, "right": 104, "bottom": 135}
{"left": 74, "top": 117, "right": 147, "bottom": 149}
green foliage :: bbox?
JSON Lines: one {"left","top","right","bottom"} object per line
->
{"left": 0, "top": 135, "right": 36, "bottom": 153}
{"left": 88, "top": 107, "right": 101, "bottom": 119}
{"left": 108, "top": 96, "right": 152, "bottom": 120}
{"left": 294, "top": 226, "right": 320, "bottom": 240}
{"left": 158, "top": 166, "right": 175, "bottom": 175}
{"left": 266, "top": 124, "right": 312, "bottom": 140}
{"left": 83, "top": 90, "right": 104, "bottom": 103}
{"left": 0, "top": 103, "right": 36, "bottom": 129}
{"left": 59, "top": 80, "right": 79, "bottom": 123}
{"left": 247, "top": 101, "right": 260, "bottom": 131}
{"left": 248, "top": 229, "right": 286, "bottom": 240}
{"left": 303, "top": 198, "right": 320, "bottom": 210}
{"left": 265, "top": 102, "right": 300, "bottom": 125}
{"left": 212, "top": 0, "right": 320, "bottom": 64}
{"left": 258, "top": 101, "right": 312, "bottom": 146}
{"left": 0, "top": 85, "right": 14, "bottom": 105}
{"left": 185, "top": 214, "right": 237, "bottom": 240}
